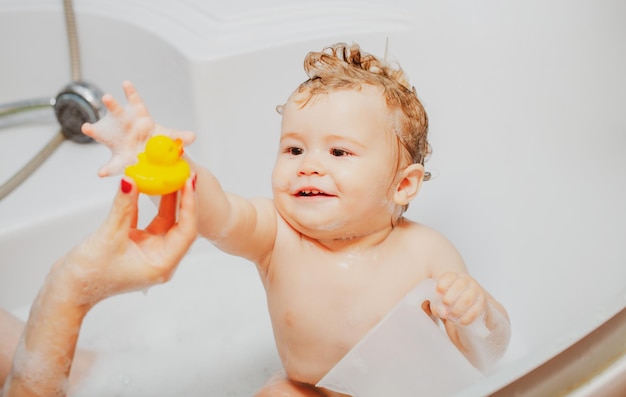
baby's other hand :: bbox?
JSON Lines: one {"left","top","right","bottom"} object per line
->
{"left": 432, "top": 272, "right": 488, "bottom": 326}
{"left": 81, "top": 81, "right": 195, "bottom": 177}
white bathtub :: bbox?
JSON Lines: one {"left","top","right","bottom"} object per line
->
{"left": 1, "top": 1, "right": 625, "bottom": 396}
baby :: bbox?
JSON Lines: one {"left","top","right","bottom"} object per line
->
{"left": 83, "top": 43, "right": 510, "bottom": 396}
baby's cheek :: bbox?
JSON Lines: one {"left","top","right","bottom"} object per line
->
{"left": 270, "top": 165, "right": 289, "bottom": 190}
{"left": 271, "top": 177, "right": 289, "bottom": 193}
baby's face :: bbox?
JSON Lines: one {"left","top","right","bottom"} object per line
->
{"left": 272, "top": 86, "right": 401, "bottom": 241}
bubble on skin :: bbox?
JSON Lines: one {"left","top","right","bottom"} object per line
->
{"left": 37, "top": 266, "right": 100, "bottom": 308}
{"left": 74, "top": 279, "right": 112, "bottom": 306}
{"left": 49, "top": 261, "right": 115, "bottom": 306}
{"left": 85, "top": 104, "right": 145, "bottom": 176}
{"left": 337, "top": 262, "right": 350, "bottom": 270}
{"left": 10, "top": 338, "right": 71, "bottom": 397}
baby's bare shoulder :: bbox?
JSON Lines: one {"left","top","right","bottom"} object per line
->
{"left": 395, "top": 219, "right": 467, "bottom": 274}
{"left": 395, "top": 218, "right": 450, "bottom": 243}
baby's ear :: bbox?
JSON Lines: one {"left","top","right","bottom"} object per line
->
{"left": 393, "top": 163, "right": 425, "bottom": 206}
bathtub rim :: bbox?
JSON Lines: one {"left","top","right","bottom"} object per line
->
{"left": 0, "top": 0, "right": 417, "bottom": 62}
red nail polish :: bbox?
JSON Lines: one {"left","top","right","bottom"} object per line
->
{"left": 121, "top": 179, "right": 132, "bottom": 194}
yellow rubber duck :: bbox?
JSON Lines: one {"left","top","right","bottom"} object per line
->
{"left": 125, "top": 135, "right": 191, "bottom": 195}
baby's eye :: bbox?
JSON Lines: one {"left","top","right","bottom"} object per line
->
{"left": 330, "top": 148, "right": 351, "bottom": 157}
{"left": 285, "top": 146, "right": 303, "bottom": 156}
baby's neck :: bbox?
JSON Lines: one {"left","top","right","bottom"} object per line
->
{"left": 308, "top": 220, "right": 401, "bottom": 253}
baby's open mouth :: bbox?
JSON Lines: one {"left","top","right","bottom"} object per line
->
{"left": 297, "top": 189, "right": 332, "bottom": 197}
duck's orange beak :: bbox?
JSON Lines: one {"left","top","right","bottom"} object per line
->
{"left": 174, "top": 138, "right": 184, "bottom": 156}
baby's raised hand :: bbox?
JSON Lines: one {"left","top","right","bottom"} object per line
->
{"left": 81, "top": 81, "right": 195, "bottom": 177}
{"left": 432, "top": 272, "right": 489, "bottom": 327}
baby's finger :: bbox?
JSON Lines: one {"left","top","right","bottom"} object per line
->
{"left": 429, "top": 299, "right": 449, "bottom": 320}
{"left": 171, "top": 130, "right": 197, "bottom": 145}
{"left": 122, "top": 81, "right": 150, "bottom": 117}
{"left": 153, "top": 124, "right": 194, "bottom": 143}
{"left": 97, "top": 156, "right": 129, "bottom": 178}
{"left": 81, "top": 122, "right": 95, "bottom": 138}
{"left": 440, "top": 276, "right": 470, "bottom": 308}
{"left": 102, "top": 93, "right": 125, "bottom": 117}
{"left": 436, "top": 272, "right": 459, "bottom": 294}
{"left": 458, "top": 293, "right": 487, "bottom": 326}
{"left": 448, "top": 285, "right": 478, "bottom": 319}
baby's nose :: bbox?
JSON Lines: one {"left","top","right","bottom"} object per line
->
{"left": 298, "top": 153, "right": 325, "bottom": 176}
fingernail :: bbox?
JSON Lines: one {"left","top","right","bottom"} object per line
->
{"left": 121, "top": 178, "right": 132, "bottom": 194}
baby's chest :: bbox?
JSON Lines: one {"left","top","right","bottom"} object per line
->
{"left": 267, "top": 253, "right": 426, "bottom": 337}
{"left": 268, "top": 278, "right": 395, "bottom": 361}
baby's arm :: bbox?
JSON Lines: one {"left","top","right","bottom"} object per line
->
{"left": 2, "top": 177, "right": 197, "bottom": 396}
{"left": 432, "top": 272, "right": 511, "bottom": 372}
{"left": 423, "top": 231, "right": 510, "bottom": 372}
{"left": 189, "top": 158, "right": 277, "bottom": 266}
{"left": 82, "top": 81, "right": 276, "bottom": 265}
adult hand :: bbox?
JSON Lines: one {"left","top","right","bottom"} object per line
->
{"left": 2, "top": 176, "right": 197, "bottom": 397}
{"left": 60, "top": 175, "right": 198, "bottom": 308}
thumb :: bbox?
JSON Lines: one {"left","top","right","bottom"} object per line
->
{"left": 104, "top": 177, "right": 139, "bottom": 232}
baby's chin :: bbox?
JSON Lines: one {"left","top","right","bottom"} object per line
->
{"left": 283, "top": 212, "right": 349, "bottom": 240}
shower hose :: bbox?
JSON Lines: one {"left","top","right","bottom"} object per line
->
{"left": 0, "top": 0, "right": 85, "bottom": 200}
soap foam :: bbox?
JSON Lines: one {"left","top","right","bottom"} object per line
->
{"left": 13, "top": 252, "right": 281, "bottom": 396}
{"left": 6, "top": 338, "right": 70, "bottom": 397}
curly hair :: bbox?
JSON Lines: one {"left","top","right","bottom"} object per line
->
{"left": 294, "top": 43, "right": 431, "bottom": 180}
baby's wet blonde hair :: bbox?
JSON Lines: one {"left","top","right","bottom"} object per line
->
{"left": 293, "top": 42, "right": 431, "bottom": 181}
